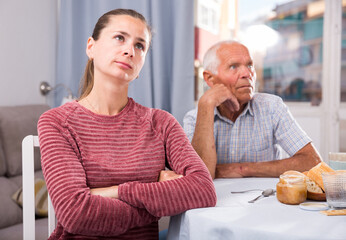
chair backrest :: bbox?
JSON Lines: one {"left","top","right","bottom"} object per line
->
{"left": 22, "top": 135, "right": 56, "bottom": 240}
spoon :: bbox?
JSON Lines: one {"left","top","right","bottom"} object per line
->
{"left": 248, "top": 189, "right": 275, "bottom": 203}
{"left": 231, "top": 189, "right": 263, "bottom": 194}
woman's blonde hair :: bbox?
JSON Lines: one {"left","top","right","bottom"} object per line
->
{"left": 79, "top": 9, "right": 152, "bottom": 99}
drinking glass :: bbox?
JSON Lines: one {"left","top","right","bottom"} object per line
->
{"left": 322, "top": 171, "right": 346, "bottom": 208}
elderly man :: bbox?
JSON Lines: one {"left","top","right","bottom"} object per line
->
{"left": 184, "top": 40, "right": 321, "bottom": 179}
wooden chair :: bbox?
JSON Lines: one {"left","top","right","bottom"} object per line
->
{"left": 22, "top": 135, "right": 56, "bottom": 240}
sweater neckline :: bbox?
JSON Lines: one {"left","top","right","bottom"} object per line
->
{"left": 74, "top": 97, "right": 134, "bottom": 121}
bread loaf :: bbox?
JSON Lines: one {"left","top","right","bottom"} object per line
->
{"left": 306, "top": 178, "right": 323, "bottom": 193}
{"left": 306, "top": 162, "right": 335, "bottom": 191}
{"left": 301, "top": 171, "right": 323, "bottom": 193}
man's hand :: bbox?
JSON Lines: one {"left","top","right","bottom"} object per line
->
{"left": 199, "top": 84, "right": 239, "bottom": 112}
{"left": 216, "top": 163, "right": 245, "bottom": 178}
{"left": 158, "top": 170, "right": 183, "bottom": 182}
{"left": 214, "top": 143, "right": 322, "bottom": 178}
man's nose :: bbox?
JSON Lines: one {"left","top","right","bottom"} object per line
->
{"left": 123, "top": 44, "right": 134, "bottom": 57}
{"left": 239, "top": 66, "right": 253, "bottom": 79}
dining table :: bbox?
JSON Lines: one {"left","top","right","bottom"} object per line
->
{"left": 167, "top": 178, "right": 346, "bottom": 240}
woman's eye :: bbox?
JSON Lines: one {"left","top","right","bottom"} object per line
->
{"left": 135, "top": 43, "right": 144, "bottom": 50}
{"left": 115, "top": 35, "right": 124, "bottom": 41}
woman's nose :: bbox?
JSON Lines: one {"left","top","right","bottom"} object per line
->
{"left": 123, "top": 44, "right": 134, "bottom": 57}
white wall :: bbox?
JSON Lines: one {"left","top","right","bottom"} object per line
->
{"left": 0, "top": 0, "right": 57, "bottom": 106}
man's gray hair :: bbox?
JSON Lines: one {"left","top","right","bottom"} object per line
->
{"left": 202, "top": 40, "right": 241, "bottom": 74}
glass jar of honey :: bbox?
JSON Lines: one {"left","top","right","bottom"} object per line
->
{"left": 276, "top": 174, "right": 307, "bottom": 205}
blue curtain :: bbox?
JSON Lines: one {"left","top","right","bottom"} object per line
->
{"left": 56, "top": 0, "right": 195, "bottom": 124}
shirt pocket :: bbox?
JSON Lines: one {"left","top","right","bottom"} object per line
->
{"left": 248, "top": 128, "right": 272, "bottom": 152}
{"left": 242, "top": 128, "right": 273, "bottom": 162}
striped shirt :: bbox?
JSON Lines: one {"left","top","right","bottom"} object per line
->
{"left": 38, "top": 98, "right": 216, "bottom": 240}
{"left": 183, "top": 93, "right": 311, "bottom": 164}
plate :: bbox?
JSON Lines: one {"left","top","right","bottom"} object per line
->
{"left": 300, "top": 202, "right": 329, "bottom": 211}
{"left": 307, "top": 191, "right": 326, "bottom": 201}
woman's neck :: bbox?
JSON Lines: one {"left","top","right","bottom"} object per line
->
{"left": 81, "top": 79, "right": 129, "bottom": 116}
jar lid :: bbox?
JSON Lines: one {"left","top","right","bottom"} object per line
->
{"left": 279, "top": 174, "right": 306, "bottom": 185}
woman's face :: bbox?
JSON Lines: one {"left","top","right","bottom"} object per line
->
{"left": 86, "top": 15, "right": 150, "bottom": 83}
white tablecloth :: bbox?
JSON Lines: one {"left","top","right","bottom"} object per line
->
{"left": 167, "top": 178, "right": 346, "bottom": 240}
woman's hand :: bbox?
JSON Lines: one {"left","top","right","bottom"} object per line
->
{"left": 90, "top": 185, "right": 119, "bottom": 199}
{"left": 159, "top": 170, "right": 183, "bottom": 182}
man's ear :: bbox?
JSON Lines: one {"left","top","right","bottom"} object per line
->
{"left": 203, "top": 70, "right": 215, "bottom": 87}
{"left": 86, "top": 37, "right": 95, "bottom": 59}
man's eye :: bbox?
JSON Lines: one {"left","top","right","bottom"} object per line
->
{"left": 248, "top": 64, "right": 254, "bottom": 69}
{"left": 115, "top": 35, "right": 124, "bottom": 41}
{"left": 135, "top": 43, "right": 144, "bottom": 50}
{"left": 230, "top": 65, "right": 237, "bottom": 69}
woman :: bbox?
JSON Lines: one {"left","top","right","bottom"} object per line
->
{"left": 38, "top": 9, "right": 216, "bottom": 239}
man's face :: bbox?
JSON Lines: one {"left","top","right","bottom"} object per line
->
{"left": 213, "top": 43, "right": 256, "bottom": 105}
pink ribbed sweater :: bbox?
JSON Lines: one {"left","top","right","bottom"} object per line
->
{"left": 38, "top": 98, "right": 216, "bottom": 239}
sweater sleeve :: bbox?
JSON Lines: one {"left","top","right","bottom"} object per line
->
{"left": 118, "top": 111, "right": 216, "bottom": 217}
{"left": 38, "top": 110, "right": 158, "bottom": 237}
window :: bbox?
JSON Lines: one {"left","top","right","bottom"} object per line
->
{"left": 196, "top": 0, "right": 221, "bottom": 34}
{"left": 238, "top": 0, "right": 325, "bottom": 105}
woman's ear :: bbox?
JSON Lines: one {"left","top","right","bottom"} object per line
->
{"left": 86, "top": 37, "right": 95, "bottom": 59}
{"left": 203, "top": 70, "right": 215, "bottom": 87}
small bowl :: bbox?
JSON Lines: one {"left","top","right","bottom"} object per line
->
{"left": 307, "top": 191, "right": 326, "bottom": 201}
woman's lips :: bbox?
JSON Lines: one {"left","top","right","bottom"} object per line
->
{"left": 115, "top": 61, "right": 132, "bottom": 69}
